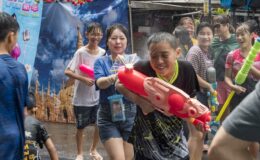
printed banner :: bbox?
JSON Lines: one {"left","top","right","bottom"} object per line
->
{"left": 2, "top": 0, "right": 43, "bottom": 83}
{"left": 32, "top": 0, "right": 130, "bottom": 123}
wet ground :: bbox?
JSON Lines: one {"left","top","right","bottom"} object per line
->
{"left": 40, "top": 122, "right": 108, "bottom": 160}
{"left": 39, "top": 122, "right": 259, "bottom": 160}
{"left": 40, "top": 122, "right": 209, "bottom": 160}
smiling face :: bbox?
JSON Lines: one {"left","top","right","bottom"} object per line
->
{"left": 236, "top": 24, "right": 252, "bottom": 49}
{"left": 86, "top": 28, "right": 103, "bottom": 46}
{"left": 197, "top": 26, "right": 213, "bottom": 49}
{"left": 149, "top": 41, "right": 180, "bottom": 79}
{"left": 107, "top": 28, "right": 127, "bottom": 56}
{"left": 182, "top": 18, "right": 195, "bottom": 37}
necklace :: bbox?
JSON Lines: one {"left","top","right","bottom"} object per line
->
{"left": 156, "top": 61, "right": 179, "bottom": 84}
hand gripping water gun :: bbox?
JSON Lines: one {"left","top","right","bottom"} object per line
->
{"left": 211, "top": 37, "right": 260, "bottom": 134}
{"left": 118, "top": 64, "right": 211, "bottom": 131}
{"left": 206, "top": 67, "right": 219, "bottom": 113}
{"left": 206, "top": 67, "right": 220, "bottom": 134}
{"left": 79, "top": 64, "right": 95, "bottom": 79}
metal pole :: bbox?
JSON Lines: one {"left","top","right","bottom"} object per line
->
{"left": 128, "top": 0, "right": 134, "bottom": 54}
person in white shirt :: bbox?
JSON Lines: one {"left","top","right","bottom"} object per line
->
{"left": 65, "top": 22, "right": 105, "bottom": 160}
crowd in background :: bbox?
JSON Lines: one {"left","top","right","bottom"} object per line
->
{"left": 1, "top": 11, "right": 260, "bottom": 160}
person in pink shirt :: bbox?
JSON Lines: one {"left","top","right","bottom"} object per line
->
{"left": 224, "top": 22, "right": 260, "bottom": 159}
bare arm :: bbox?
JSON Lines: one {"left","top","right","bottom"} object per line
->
{"left": 224, "top": 68, "right": 246, "bottom": 94}
{"left": 64, "top": 69, "right": 94, "bottom": 86}
{"left": 196, "top": 74, "right": 214, "bottom": 94}
{"left": 44, "top": 138, "right": 59, "bottom": 160}
{"left": 250, "top": 66, "right": 260, "bottom": 79}
{"left": 115, "top": 80, "right": 155, "bottom": 115}
{"left": 187, "top": 122, "right": 204, "bottom": 160}
{"left": 96, "top": 74, "right": 117, "bottom": 89}
{"left": 208, "top": 126, "right": 253, "bottom": 160}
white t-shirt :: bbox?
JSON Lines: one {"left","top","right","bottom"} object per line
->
{"left": 66, "top": 46, "right": 105, "bottom": 106}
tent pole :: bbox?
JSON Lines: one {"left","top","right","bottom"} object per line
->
{"left": 128, "top": 0, "right": 134, "bottom": 54}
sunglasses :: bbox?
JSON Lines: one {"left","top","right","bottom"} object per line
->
{"left": 214, "top": 24, "right": 221, "bottom": 29}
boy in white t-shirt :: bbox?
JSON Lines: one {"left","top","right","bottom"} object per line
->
{"left": 65, "top": 22, "right": 105, "bottom": 160}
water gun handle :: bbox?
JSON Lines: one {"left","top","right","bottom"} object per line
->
{"left": 189, "top": 118, "right": 210, "bottom": 132}
{"left": 79, "top": 64, "right": 95, "bottom": 79}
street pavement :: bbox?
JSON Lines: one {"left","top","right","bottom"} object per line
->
{"left": 40, "top": 122, "right": 108, "bottom": 160}
{"left": 40, "top": 122, "right": 259, "bottom": 160}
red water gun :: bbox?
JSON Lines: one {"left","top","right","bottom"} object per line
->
{"left": 118, "top": 65, "right": 211, "bottom": 131}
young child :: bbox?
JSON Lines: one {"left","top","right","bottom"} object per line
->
{"left": 24, "top": 92, "right": 59, "bottom": 160}
{"left": 65, "top": 22, "right": 105, "bottom": 160}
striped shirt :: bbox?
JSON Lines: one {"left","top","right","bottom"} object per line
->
{"left": 186, "top": 45, "right": 213, "bottom": 81}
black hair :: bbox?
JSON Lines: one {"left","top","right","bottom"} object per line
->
{"left": 245, "top": 19, "right": 258, "bottom": 34}
{"left": 236, "top": 22, "right": 256, "bottom": 45}
{"left": 213, "top": 15, "right": 235, "bottom": 33}
{"left": 213, "top": 15, "right": 230, "bottom": 25}
{"left": 0, "top": 12, "right": 20, "bottom": 41}
{"left": 196, "top": 22, "right": 213, "bottom": 37}
{"left": 105, "top": 23, "right": 128, "bottom": 51}
{"left": 86, "top": 22, "right": 103, "bottom": 34}
{"left": 173, "top": 26, "right": 193, "bottom": 50}
{"left": 27, "top": 92, "right": 36, "bottom": 110}
{"left": 178, "top": 17, "right": 194, "bottom": 26}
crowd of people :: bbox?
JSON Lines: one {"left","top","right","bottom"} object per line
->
{"left": 1, "top": 11, "right": 260, "bottom": 160}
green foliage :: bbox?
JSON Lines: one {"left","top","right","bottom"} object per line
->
{"left": 212, "top": 8, "right": 230, "bottom": 15}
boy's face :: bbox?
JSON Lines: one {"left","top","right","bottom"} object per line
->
{"left": 86, "top": 29, "right": 103, "bottom": 46}
{"left": 149, "top": 42, "right": 180, "bottom": 79}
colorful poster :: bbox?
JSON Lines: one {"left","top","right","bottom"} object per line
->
{"left": 2, "top": 0, "right": 43, "bottom": 83}
{"left": 31, "top": 0, "right": 130, "bottom": 123}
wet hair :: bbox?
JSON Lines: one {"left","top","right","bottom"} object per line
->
{"left": 236, "top": 22, "right": 255, "bottom": 44}
{"left": 196, "top": 22, "right": 213, "bottom": 36}
{"left": 0, "top": 12, "right": 20, "bottom": 41}
{"left": 86, "top": 22, "right": 102, "bottom": 34}
{"left": 244, "top": 19, "right": 258, "bottom": 34}
{"left": 27, "top": 92, "right": 36, "bottom": 110}
{"left": 178, "top": 17, "right": 194, "bottom": 26}
{"left": 147, "top": 32, "right": 179, "bottom": 50}
{"left": 173, "top": 26, "right": 193, "bottom": 50}
{"left": 236, "top": 23, "right": 250, "bottom": 33}
{"left": 105, "top": 23, "right": 128, "bottom": 51}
